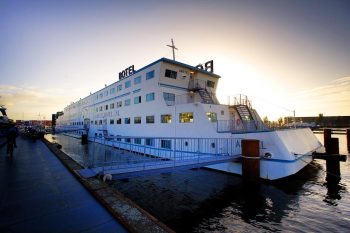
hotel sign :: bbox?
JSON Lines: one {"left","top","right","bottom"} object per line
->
{"left": 196, "top": 60, "right": 214, "bottom": 73}
{"left": 119, "top": 65, "right": 135, "bottom": 80}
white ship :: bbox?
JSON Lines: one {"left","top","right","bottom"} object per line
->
{"left": 55, "top": 57, "right": 322, "bottom": 180}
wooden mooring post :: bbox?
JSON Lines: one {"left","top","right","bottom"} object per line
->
{"left": 313, "top": 129, "right": 347, "bottom": 182}
{"left": 347, "top": 128, "right": 350, "bottom": 152}
{"left": 242, "top": 139, "right": 260, "bottom": 182}
{"left": 81, "top": 134, "right": 88, "bottom": 145}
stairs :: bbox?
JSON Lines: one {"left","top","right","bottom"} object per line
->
{"left": 235, "top": 105, "right": 252, "bottom": 121}
{"left": 198, "top": 89, "right": 215, "bottom": 104}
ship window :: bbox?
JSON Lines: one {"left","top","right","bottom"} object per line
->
{"left": 91, "top": 121, "right": 93, "bottom": 124}
{"left": 146, "top": 115, "right": 154, "bottom": 124}
{"left": 161, "top": 139, "right": 172, "bottom": 149}
{"left": 134, "top": 117, "right": 141, "bottom": 124}
{"left": 117, "top": 84, "right": 122, "bottom": 91}
{"left": 207, "top": 80, "right": 215, "bottom": 88}
{"left": 124, "top": 117, "right": 130, "bottom": 124}
{"left": 110, "top": 103, "right": 115, "bottom": 109}
{"left": 134, "top": 96, "right": 142, "bottom": 104}
{"left": 134, "top": 76, "right": 141, "bottom": 85}
{"left": 110, "top": 88, "right": 115, "bottom": 94}
{"left": 145, "top": 138, "right": 154, "bottom": 146}
{"left": 146, "top": 92, "right": 155, "bottom": 102}
{"left": 110, "top": 119, "right": 114, "bottom": 124}
{"left": 95, "top": 120, "right": 97, "bottom": 125}
{"left": 96, "top": 107, "right": 98, "bottom": 112}
{"left": 105, "top": 105, "right": 108, "bottom": 110}
{"left": 99, "top": 93, "right": 103, "bottom": 98}
{"left": 206, "top": 112, "right": 217, "bottom": 122}
{"left": 125, "top": 80, "right": 131, "bottom": 88}
{"left": 125, "top": 138, "right": 131, "bottom": 143}
{"left": 163, "top": 92, "right": 175, "bottom": 106}
{"left": 179, "top": 112, "right": 193, "bottom": 123}
{"left": 146, "top": 70, "right": 155, "bottom": 80}
{"left": 99, "top": 106, "right": 102, "bottom": 111}
{"left": 99, "top": 120, "right": 102, "bottom": 125}
{"left": 165, "top": 69, "right": 177, "bottom": 79}
{"left": 124, "top": 99, "right": 131, "bottom": 106}
{"left": 134, "top": 138, "right": 141, "bottom": 144}
{"left": 161, "top": 114, "right": 172, "bottom": 123}
{"left": 221, "top": 110, "right": 224, "bottom": 115}
{"left": 116, "top": 118, "right": 122, "bottom": 124}
{"left": 117, "top": 101, "right": 122, "bottom": 108}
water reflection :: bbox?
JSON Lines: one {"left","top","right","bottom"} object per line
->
{"left": 46, "top": 133, "right": 350, "bottom": 232}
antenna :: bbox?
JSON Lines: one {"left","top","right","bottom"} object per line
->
{"left": 167, "top": 38, "right": 178, "bottom": 61}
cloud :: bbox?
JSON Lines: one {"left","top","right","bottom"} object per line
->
{"left": 0, "top": 85, "right": 74, "bottom": 120}
{"left": 294, "top": 77, "right": 350, "bottom": 116}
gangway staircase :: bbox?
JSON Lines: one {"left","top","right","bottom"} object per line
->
{"left": 78, "top": 154, "right": 240, "bottom": 179}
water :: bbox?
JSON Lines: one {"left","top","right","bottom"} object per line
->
{"left": 46, "top": 134, "right": 350, "bottom": 232}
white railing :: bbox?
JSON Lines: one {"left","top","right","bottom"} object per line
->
{"left": 85, "top": 136, "right": 242, "bottom": 170}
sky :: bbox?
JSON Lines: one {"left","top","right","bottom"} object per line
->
{"left": 0, "top": 0, "right": 349, "bottom": 121}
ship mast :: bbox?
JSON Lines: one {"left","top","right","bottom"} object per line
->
{"left": 167, "top": 38, "right": 178, "bottom": 61}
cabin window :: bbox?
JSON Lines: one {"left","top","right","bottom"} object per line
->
{"left": 146, "top": 115, "right": 154, "bottom": 124}
{"left": 110, "top": 88, "right": 115, "bottom": 94}
{"left": 134, "top": 76, "right": 141, "bottom": 85}
{"left": 105, "top": 105, "right": 108, "bottom": 110}
{"left": 134, "top": 138, "right": 142, "bottom": 144}
{"left": 95, "top": 120, "right": 97, "bottom": 125}
{"left": 96, "top": 107, "right": 98, "bottom": 112}
{"left": 125, "top": 138, "right": 131, "bottom": 143}
{"left": 124, "top": 99, "right": 131, "bottom": 106}
{"left": 207, "top": 80, "right": 215, "bottom": 88}
{"left": 116, "top": 118, "right": 122, "bottom": 124}
{"left": 161, "top": 114, "right": 172, "bottom": 123}
{"left": 99, "top": 106, "right": 103, "bottom": 111}
{"left": 125, "top": 80, "right": 131, "bottom": 88}
{"left": 161, "top": 139, "right": 172, "bottom": 149}
{"left": 110, "top": 103, "right": 115, "bottom": 109}
{"left": 110, "top": 119, "right": 114, "bottom": 125}
{"left": 134, "top": 116, "right": 141, "bottom": 124}
{"left": 221, "top": 110, "right": 224, "bottom": 115}
{"left": 165, "top": 69, "right": 177, "bottom": 79}
{"left": 91, "top": 121, "right": 93, "bottom": 124}
{"left": 163, "top": 92, "right": 175, "bottom": 106}
{"left": 134, "top": 96, "right": 142, "bottom": 104}
{"left": 146, "top": 92, "right": 155, "bottom": 102}
{"left": 145, "top": 138, "right": 154, "bottom": 146}
{"left": 146, "top": 70, "right": 155, "bottom": 80}
{"left": 117, "top": 101, "right": 122, "bottom": 108}
{"left": 124, "top": 117, "right": 130, "bottom": 124}
{"left": 179, "top": 112, "right": 193, "bottom": 123}
{"left": 99, "top": 120, "right": 102, "bottom": 125}
{"left": 206, "top": 112, "right": 217, "bottom": 122}
{"left": 117, "top": 84, "right": 122, "bottom": 91}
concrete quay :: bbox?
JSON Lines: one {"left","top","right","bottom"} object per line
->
{"left": 0, "top": 137, "right": 173, "bottom": 233}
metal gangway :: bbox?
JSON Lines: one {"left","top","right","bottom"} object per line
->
{"left": 76, "top": 136, "right": 242, "bottom": 179}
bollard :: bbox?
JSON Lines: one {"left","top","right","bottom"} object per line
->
{"left": 326, "top": 138, "right": 340, "bottom": 182}
{"left": 347, "top": 129, "right": 350, "bottom": 152}
{"left": 81, "top": 134, "right": 88, "bottom": 145}
{"left": 242, "top": 139, "right": 260, "bottom": 182}
{"left": 324, "top": 128, "right": 332, "bottom": 154}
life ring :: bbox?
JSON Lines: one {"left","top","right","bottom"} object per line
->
{"left": 236, "top": 118, "right": 241, "bottom": 126}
